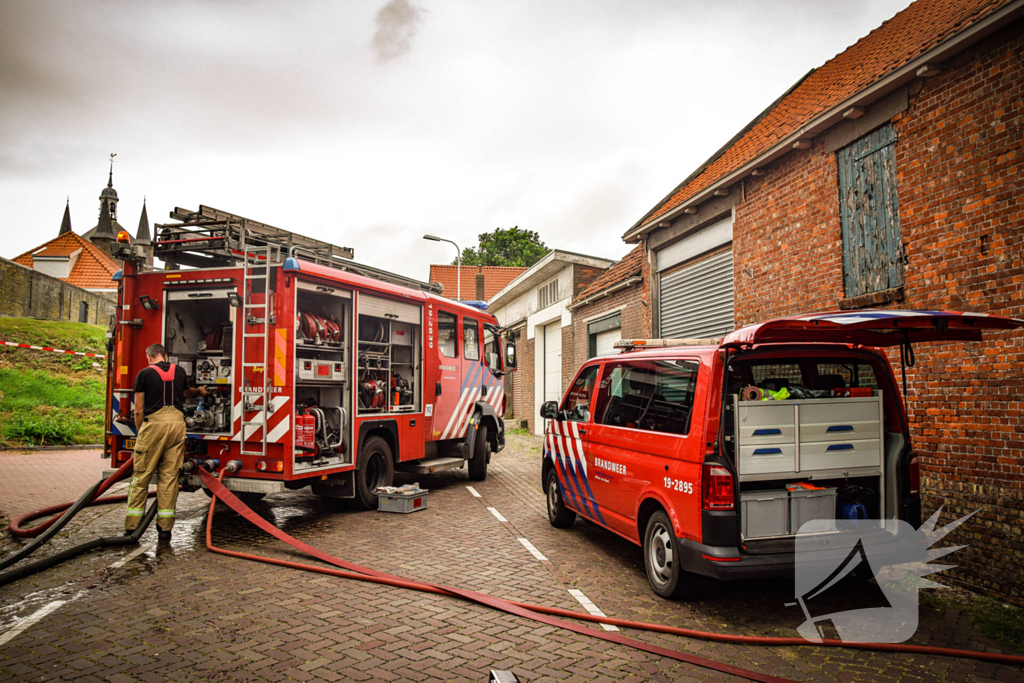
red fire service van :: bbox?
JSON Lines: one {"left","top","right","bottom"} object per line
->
{"left": 105, "top": 206, "right": 515, "bottom": 509}
{"left": 541, "top": 311, "right": 1022, "bottom": 598}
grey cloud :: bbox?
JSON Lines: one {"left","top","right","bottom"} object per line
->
{"left": 372, "top": 0, "right": 425, "bottom": 63}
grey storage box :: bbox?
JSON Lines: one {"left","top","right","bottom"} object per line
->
{"left": 376, "top": 489, "right": 429, "bottom": 513}
{"left": 788, "top": 486, "right": 837, "bottom": 534}
{"left": 740, "top": 490, "right": 790, "bottom": 539}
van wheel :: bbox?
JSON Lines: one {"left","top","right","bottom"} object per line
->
{"left": 643, "top": 510, "right": 697, "bottom": 599}
{"left": 354, "top": 436, "right": 394, "bottom": 510}
{"left": 546, "top": 468, "right": 576, "bottom": 528}
{"left": 468, "top": 425, "right": 489, "bottom": 481}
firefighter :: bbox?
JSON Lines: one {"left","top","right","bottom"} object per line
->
{"left": 125, "top": 343, "right": 207, "bottom": 541}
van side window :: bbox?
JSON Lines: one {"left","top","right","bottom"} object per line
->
{"left": 593, "top": 360, "right": 698, "bottom": 435}
{"left": 438, "top": 312, "right": 457, "bottom": 358}
{"left": 560, "top": 365, "right": 599, "bottom": 422}
{"left": 464, "top": 319, "right": 480, "bottom": 361}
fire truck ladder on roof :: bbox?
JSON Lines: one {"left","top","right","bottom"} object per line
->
{"left": 239, "top": 230, "right": 282, "bottom": 458}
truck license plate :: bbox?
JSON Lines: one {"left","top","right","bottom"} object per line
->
{"left": 124, "top": 438, "right": 135, "bottom": 450}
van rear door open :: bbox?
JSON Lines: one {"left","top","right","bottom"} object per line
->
{"left": 722, "top": 310, "right": 1023, "bottom": 347}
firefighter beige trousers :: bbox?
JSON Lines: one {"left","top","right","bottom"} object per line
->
{"left": 125, "top": 406, "right": 186, "bottom": 532}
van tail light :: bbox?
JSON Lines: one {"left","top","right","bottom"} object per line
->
{"left": 908, "top": 454, "right": 920, "bottom": 498}
{"left": 702, "top": 464, "right": 735, "bottom": 511}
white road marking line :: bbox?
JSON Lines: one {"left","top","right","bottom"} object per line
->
{"left": 487, "top": 507, "right": 508, "bottom": 523}
{"left": 109, "top": 542, "right": 157, "bottom": 569}
{"left": 517, "top": 538, "right": 548, "bottom": 562}
{"left": 0, "top": 600, "right": 67, "bottom": 647}
{"left": 466, "top": 486, "right": 482, "bottom": 498}
{"left": 568, "top": 588, "right": 619, "bottom": 631}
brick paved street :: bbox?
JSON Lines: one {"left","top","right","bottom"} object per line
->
{"left": 0, "top": 435, "right": 1021, "bottom": 682}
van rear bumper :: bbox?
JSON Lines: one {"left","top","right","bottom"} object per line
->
{"left": 679, "top": 528, "right": 913, "bottom": 581}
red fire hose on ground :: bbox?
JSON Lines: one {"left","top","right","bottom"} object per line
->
{"left": 196, "top": 469, "right": 1024, "bottom": 677}
{"left": 2, "top": 462, "right": 1021, "bottom": 679}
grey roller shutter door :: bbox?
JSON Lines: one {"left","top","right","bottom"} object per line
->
{"left": 659, "top": 249, "right": 734, "bottom": 338}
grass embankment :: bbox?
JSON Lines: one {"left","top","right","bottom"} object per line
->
{"left": 0, "top": 317, "right": 108, "bottom": 447}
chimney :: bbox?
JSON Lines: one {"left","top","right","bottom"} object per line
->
{"left": 475, "top": 267, "right": 485, "bottom": 301}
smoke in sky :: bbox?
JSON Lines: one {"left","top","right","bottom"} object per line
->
{"left": 372, "top": 0, "right": 425, "bottom": 62}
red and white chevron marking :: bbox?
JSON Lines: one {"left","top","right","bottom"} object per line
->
{"left": 1, "top": 340, "right": 107, "bottom": 359}
{"left": 441, "top": 383, "right": 504, "bottom": 440}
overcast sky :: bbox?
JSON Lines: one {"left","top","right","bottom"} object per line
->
{"left": 0, "top": 0, "right": 915, "bottom": 282}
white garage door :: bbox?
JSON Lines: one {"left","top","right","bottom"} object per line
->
{"left": 594, "top": 328, "right": 619, "bottom": 357}
{"left": 543, "top": 322, "right": 562, "bottom": 404}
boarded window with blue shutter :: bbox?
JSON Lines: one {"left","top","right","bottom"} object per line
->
{"left": 837, "top": 123, "right": 904, "bottom": 298}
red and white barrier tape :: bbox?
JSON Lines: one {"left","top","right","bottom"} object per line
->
{"left": 0, "top": 340, "right": 107, "bottom": 360}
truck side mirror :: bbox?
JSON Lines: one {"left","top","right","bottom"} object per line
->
{"left": 505, "top": 338, "right": 517, "bottom": 371}
{"left": 540, "top": 401, "right": 559, "bottom": 420}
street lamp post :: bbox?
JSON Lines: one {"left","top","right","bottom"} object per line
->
{"left": 423, "top": 234, "right": 462, "bottom": 301}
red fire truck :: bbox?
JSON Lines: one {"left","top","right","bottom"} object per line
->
{"left": 105, "top": 206, "right": 515, "bottom": 508}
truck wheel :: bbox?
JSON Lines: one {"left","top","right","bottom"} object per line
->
{"left": 545, "top": 467, "right": 576, "bottom": 528}
{"left": 354, "top": 436, "right": 394, "bottom": 510}
{"left": 643, "top": 510, "right": 697, "bottom": 599}
{"left": 468, "top": 425, "right": 489, "bottom": 481}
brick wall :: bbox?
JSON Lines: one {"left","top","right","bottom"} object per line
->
{"left": 565, "top": 284, "right": 648, "bottom": 384}
{"left": 512, "top": 328, "right": 535, "bottom": 432}
{"left": 730, "top": 23, "right": 1024, "bottom": 602}
{"left": 572, "top": 265, "right": 606, "bottom": 299}
{"left": 0, "top": 257, "right": 117, "bottom": 325}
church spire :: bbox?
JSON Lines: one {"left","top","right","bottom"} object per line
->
{"left": 59, "top": 198, "right": 72, "bottom": 235}
{"left": 94, "top": 196, "right": 116, "bottom": 238}
{"left": 135, "top": 199, "right": 151, "bottom": 245}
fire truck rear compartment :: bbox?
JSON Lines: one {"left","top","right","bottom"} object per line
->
{"left": 294, "top": 284, "right": 352, "bottom": 472}
{"left": 164, "top": 289, "right": 235, "bottom": 436}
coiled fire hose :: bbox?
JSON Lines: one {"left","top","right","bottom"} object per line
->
{"left": 198, "top": 469, "right": 1024, "bottom": 680}
{"left": 0, "top": 458, "right": 159, "bottom": 587}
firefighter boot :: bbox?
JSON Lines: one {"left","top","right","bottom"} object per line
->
{"left": 125, "top": 407, "right": 186, "bottom": 533}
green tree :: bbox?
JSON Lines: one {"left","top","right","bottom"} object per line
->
{"left": 456, "top": 226, "right": 549, "bottom": 268}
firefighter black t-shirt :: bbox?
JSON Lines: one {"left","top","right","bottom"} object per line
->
{"left": 133, "top": 362, "right": 190, "bottom": 416}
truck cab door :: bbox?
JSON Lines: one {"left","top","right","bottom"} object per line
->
{"left": 433, "top": 310, "right": 466, "bottom": 440}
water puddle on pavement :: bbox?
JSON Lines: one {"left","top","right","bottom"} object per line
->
{"left": 0, "top": 583, "right": 86, "bottom": 632}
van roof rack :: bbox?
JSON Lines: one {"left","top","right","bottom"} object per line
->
{"left": 613, "top": 338, "right": 722, "bottom": 351}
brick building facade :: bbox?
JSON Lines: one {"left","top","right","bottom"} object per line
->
{"left": 623, "top": 0, "right": 1024, "bottom": 601}
{"left": 564, "top": 245, "right": 653, "bottom": 380}
{"left": 487, "top": 251, "right": 614, "bottom": 434}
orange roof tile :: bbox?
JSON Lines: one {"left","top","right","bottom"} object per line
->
{"left": 13, "top": 232, "right": 119, "bottom": 290}
{"left": 574, "top": 246, "right": 645, "bottom": 303}
{"left": 633, "top": 0, "right": 1010, "bottom": 233}
{"left": 429, "top": 265, "right": 527, "bottom": 301}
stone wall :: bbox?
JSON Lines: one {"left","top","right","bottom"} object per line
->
{"left": 0, "top": 257, "right": 116, "bottom": 325}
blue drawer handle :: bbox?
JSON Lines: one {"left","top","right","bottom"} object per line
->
{"left": 827, "top": 425, "right": 854, "bottom": 432}
{"left": 827, "top": 444, "right": 854, "bottom": 451}
{"left": 753, "top": 428, "right": 782, "bottom": 436}
{"left": 753, "top": 447, "right": 783, "bottom": 455}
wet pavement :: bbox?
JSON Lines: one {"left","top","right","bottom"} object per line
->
{"left": 0, "top": 434, "right": 1021, "bottom": 682}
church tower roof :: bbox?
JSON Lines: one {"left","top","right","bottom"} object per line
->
{"left": 93, "top": 197, "right": 116, "bottom": 239}
{"left": 59, "top": 199, "right": 73, "bottom": 235}
{"left": 135, "top": 200, "right": 152, "bottom": 245}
